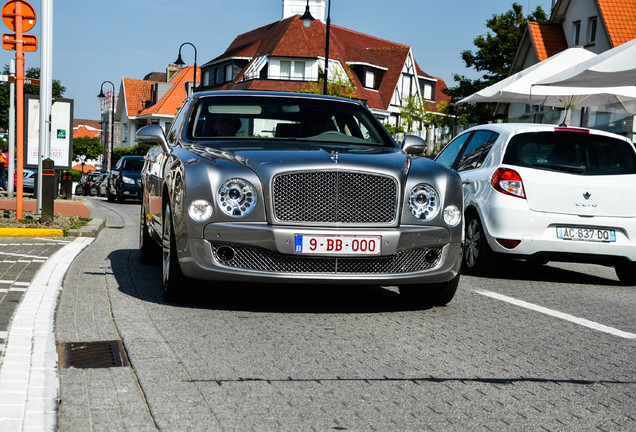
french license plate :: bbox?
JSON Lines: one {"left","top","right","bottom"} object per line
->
{"left": 556, "top": 227, "right": 616, "bottom": 242}
{"left": 294, "top": 235, "right": 382, "bottom": 255}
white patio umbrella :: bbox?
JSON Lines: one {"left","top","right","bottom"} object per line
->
{"left": 458, "top": 46, "right": 636, "bottom": 117}
{"left": 536, "top": 37, "right": 636, "bottom": 88}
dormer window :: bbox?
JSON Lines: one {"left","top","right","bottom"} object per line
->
{"left": 365, "top": 70, "right": 375, "bottom": 88}
{"left": 572, "top": 21, "right": 581, "bottom": 45}
{"left": 587, "top": 17, "right": 597, "bottom": 45}
{"left": 279, "top": 60, "right": 306, "bottom": 80}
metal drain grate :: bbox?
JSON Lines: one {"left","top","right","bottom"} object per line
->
{"left": 58, "top": 340, "right": 130, "bottom": 369}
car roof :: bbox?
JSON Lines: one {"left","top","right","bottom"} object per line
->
{"left": 461, "top": 123, "right": 631, "bottom": 142}
{"left": 191, "top": 90, "right": 366, "bottom": 107}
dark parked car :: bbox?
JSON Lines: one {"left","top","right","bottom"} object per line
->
{"left": 90, "top": 172, "right": 108, "bottom": 196}
{"left": 75, "top": 172, "right": 101, "bottom": 196}
{"left": 99, "top": 173, "right": 110, "bottom": 197}
{"left": 106, "top": 156, "right": 144, "bottom": 202}
{"left": 136, "top": 91, "right": 464, "bottom": 305}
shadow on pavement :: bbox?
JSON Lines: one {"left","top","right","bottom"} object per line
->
{"left": 107, "top": 248, "right": 434, "bottom": 314}
{"left": 476, "top": 258, "right": 621, "bottom": 286}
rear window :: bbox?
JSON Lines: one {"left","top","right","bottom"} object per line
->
{"left": 502, "top": 131, "right": 636, "bottom": 175}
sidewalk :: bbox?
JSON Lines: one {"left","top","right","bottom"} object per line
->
{"left": 0, "top": 198, "right": 106, "bottom": 430}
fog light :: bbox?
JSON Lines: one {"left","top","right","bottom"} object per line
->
{"left": 443, "top": 205, "right": 461, "bottom": 227}
{"left": 216, "top": 246, "right": 235, "bottom": 261}
{"left": 496, "top": 239, "right": 521, "bottom": 249}
{"left": 188, "top": 200, "right": 213, "bottom": 222}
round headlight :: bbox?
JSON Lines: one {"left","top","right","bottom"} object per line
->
{"left": 188, "top": 199, "right": 213, "bottom": 222}
{"left": 443, "top": 205, "right": 461, "bottom": 227}
{"left": 408, "top": 184, "right": 440, "bottom": 221}
{"left": 218, "top": 178, "right": 257, "bottom": 217}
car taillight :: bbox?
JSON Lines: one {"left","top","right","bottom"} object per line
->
{"left": 491, "top": 168, "right": 526, "bottom": 199}
{"left": 554, "top": 126, "right": 589, "bottom": 133}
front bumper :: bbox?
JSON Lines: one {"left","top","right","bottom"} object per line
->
{"left": 176, "top": 223, "right": 462, "bottom": 285}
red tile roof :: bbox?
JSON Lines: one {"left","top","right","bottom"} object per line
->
{"left": 73, "top": 125, "right": 101, "bottom": 139}
{"left": 528, "top": 22, "right": 568, "bottom": 61}
{"left": 122, "top": 78, "right": 159, "bottom": 118}
{"left": 73, "top": 119, "right": 102, "bottom": 130}
{"left": 140, "top": 66, "right": 199, "bottom": 117}
{"left": 210, "top": 15, "right": 449, "bottom": 112}
{"left": 597, "top": 0, "right": 636, "bottom": 46}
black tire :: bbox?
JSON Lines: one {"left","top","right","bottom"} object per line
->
{"left": 399, "top": 273, "right": 460, "bottom": 308}
{"left": 162, "top": 203, "right": 187, "bottom": 302}
{"left": 615, "top": 261, "right": 636, "bottom": 286}
{"left": 139, "top": 203, "right": 161, "bottom": 264}
{"left": 463, "top": 213, "right": 496, "bottom": 275}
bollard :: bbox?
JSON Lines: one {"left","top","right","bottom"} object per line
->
{"left": 41, "top": 158, "right": 55, "bottom": 223}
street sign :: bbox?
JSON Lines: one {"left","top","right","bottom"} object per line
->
{"left": 0, "top": 73, "right": 39, "bottom": 84}
{"left": 1, "top": 0, "right": 36, "bottom": 32}
{"left": 2, "top": 32, "right": 36, "bottom": 51}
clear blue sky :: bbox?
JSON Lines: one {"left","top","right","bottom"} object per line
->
{"left": 1, "top": 0, "right": 552, "bottom": 120}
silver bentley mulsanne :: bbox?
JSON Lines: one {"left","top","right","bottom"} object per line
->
{"left": 137, "top": 91, "right": 464, "bottom": 306}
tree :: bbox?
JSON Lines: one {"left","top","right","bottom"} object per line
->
{"left": 72, "top": 136, "right": 103, "bottom": 162}
{"left": 445, "top": 3, "right": 548, "bottom": 124}
{"left": 0, "top": 66, "right": 66, "bottom": 131}
{"left": 400, "top": 95, "right": 428, "bottom": 133}
{"left": 299, "top": 69, "right": 356, "bottom": 99}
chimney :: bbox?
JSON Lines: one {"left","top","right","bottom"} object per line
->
{"left": 166, "top": 64, "right": 179, "bottom": 82}
{"left": 282, "top": 0, "right": 325, "bottom": 21}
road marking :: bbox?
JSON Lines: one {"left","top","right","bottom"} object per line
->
{"left": 474, "top": 290, "right": 636, "bottom": 340}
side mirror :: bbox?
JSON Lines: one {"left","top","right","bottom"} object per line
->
{"left": 402, "top": 134, "right": 427, "bottom": 155}
{"left": 136, "top": 124, "right": 170, "bottom": 153}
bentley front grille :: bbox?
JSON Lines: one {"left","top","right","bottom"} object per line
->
{"left": 212, "top": 245, "right": 441, "bottom": 274}
{"left": 273, "top": 171, "right": 398, "bottom": 224}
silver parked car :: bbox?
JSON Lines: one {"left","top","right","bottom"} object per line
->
{"left": 137, "top": 91, "right": 463, "bottom": 305}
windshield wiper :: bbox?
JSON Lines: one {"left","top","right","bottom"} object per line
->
{"left": 532, "top": 163, "right": 586, "bottom": 174}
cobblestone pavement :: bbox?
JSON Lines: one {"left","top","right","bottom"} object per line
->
{"left": 53, "top": 198, "right": 636, "bottom": 432}
{"left": 0, "top": 238, "right": 71, "bottom": 358}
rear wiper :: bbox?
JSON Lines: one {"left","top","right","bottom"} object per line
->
{"left": 532, "top": 163, "right": 586, "bottom": 174}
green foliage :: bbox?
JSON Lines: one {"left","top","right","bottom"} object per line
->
{"left": 400, "top": 96, "right": 428, "bottom": 133}
{"left": 445, "top": 2, "right": 548, "bottom": 124}
{"left": 383, "top": 123, "right": 404, "bottom": 136}
{"left": 112, "top": 143, "right": 152, "bottom": 167}
{"left": 299, "top": 69, "right": 356, "bottom": 99}
{"left": 0, "top": 66, "right": 66, "bottom": 131}
{"left": 73, "top": 136, "right": 103, "bottom": 161}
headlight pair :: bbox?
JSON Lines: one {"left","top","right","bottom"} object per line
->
{"left": 188, "top": 178, "right": 257, "bottom": 222}
{"left": 408, "top": 183, "right": 461, "bottom": 227}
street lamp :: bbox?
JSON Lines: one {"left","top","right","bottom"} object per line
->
{"left": 175, "top": 42, "right": 198, "bottom": 95}
{"left": 300, "top": 0, "right": 331, "bottom": 95}
{"left": 98, "top": 81, "right": 115, "bottom": 173}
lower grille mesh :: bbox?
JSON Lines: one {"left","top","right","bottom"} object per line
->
{"left": 212, "top": 245, "right": 440, "bottom": 274}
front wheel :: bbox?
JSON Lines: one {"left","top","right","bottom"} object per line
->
{"left": 615, "top": 261, "right": 636, "bottom": 285}
{"left": 398, "top": 273, "right": 460, "bottom": 308}
{"left": 162, "top": 203, "right": 187, "bottom": 302}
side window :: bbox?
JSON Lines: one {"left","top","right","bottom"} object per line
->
{"left": 456, "top": 131, "right": 499, "bottom": 172}
{"left": 435, "top": 132, "right": 472, "bottom": 169}
{"left": 167, "top": 104, "right": 189, "bottom": 144}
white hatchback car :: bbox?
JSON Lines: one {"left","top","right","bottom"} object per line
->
{"left": 435, "top": 123, "right": 636, "bottom": 285}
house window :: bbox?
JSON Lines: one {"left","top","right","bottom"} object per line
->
{"left": 422, "top": 83, "right": 433, "bottom": 100}
{"left": 280, "top": 60, "right": 291, "bottom": 79}
{"left": 203, "top": 71, "right": 211, "bottom": 86}
{"left": 279, "top": 60, "right": 305, "bottom": 80}
{"left": 293, "top": 61, "right": 305, "bottom": 80}
{"left": 587, "top": 17, "right": 597, "bottom": 45}
{"left": 572, "top": 21, "right": 581, "bottom": 45}
{"left": 225, "top": 64, "right": 233, "bottom": 82}
{"left": 365, "top": 70, "right": 375, "bottom": 88}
